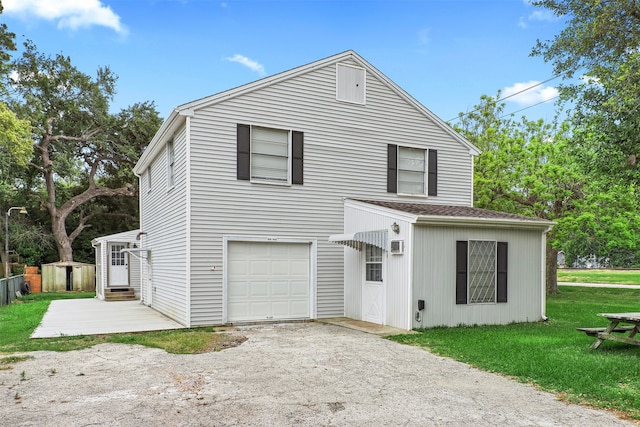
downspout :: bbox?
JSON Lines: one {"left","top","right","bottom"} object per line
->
{"left": 540, "top": 226, "right": 552, "bottom": 321}
{"left": 133, "top": 169, "right": 145, "bottom": 306}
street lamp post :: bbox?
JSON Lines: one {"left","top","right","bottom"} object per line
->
{"left": 5, "top": 206, "right": 27, "bottom": 279}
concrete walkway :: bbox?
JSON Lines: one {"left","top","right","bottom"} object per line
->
{"left": 31, "top": 298, "right": 184, "bottom": 338}
{"left": 559, "top": 282, "right": 640, "bottom": 289}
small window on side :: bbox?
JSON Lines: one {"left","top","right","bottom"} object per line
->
{"left": 167, "top": 139, "right": 175, "bottom": 188}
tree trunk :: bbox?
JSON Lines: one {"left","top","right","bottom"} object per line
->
{"left": 546, "top": 244, "right": 559, "bottom": 295}
{"left": 51, "top": 214, "right": 74, "bottom": 262}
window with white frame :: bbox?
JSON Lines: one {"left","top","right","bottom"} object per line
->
{"left": 397, "top": 147, "right": 426, "bottom": 195}
{"left": 251, "top": 127, "right": 289, "bottom": 182}
{"left": 468, "top": 240, "right": 497, "bottom": 303}
{"left": 147, "top": 166, "right": 152, "bottom": 192}
{"left": 167, "top": 139, "right": 175, "bottom": 188}
{"left": 365, "top": 244, "right": 383, "bottom": 282}
{"left": 237, "top": 124, "right": 304, "bottom": 185}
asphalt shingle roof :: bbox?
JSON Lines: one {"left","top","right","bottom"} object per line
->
{"left": 354, "top": 199, "right": 552, "bottom": 223}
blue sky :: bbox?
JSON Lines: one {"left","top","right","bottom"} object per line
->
{"left": 2, "top": 0, "right": 566, "bottom": 123}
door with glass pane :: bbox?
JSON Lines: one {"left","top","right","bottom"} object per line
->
{"left": 108, "top": 243, "right": 129, "bottom": 286}
{"left": 362, "top": 244, "right": 385, "bottom": 324}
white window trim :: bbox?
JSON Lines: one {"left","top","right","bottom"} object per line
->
{"left": 221, "top": 235, "right": 318, "bottom": 323}
{"left": 166, "top": 139, "right": 175, "bottom": 190}
{"left": 397, "top": 145, "right": 428, "bottom": 197}
{"left": 249, "top": 125, "right": 292, "bottom": 186}
{"left": 364, "top": 244, "right": 383, "bottom": 282}
{"left": 467, "top": 239, "right": 497, "bottom": 305}
{"left": 147, "top": 166, "right": 152, "bottom": 193}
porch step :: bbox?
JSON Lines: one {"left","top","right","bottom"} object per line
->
{"left": 105, "top": 287, "right": 136, "bottom": 301}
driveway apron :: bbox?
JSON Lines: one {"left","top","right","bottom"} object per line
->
{"left": 2, "top": 322, "right": 633, "bottom": 426}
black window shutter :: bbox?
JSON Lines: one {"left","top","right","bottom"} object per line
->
{"left": 428, "top": 149, "right": 438, "bottom": 196}
{"left": 456, "top": 241, "right": 468, "bottom": 304}
{"left": 292, "top": 131, "right": 304, "bottom": 185}
{"left": 497, "top": 242, "right": 508, "bottom": 303}
{"left": 387, "top": 144, "right": 397, "bottom": 193}
{"left": 237, "top": 124, "right": 251, "bottom": 180}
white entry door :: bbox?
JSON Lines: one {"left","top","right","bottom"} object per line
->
{"left": 227, "top": 241, "right": 310, "bottom": 322}
{"left": 362, "top": 244, "right": 385, "bottom": 324}
{"left": 108, "top": 243, "right": 129, "bottom": 286}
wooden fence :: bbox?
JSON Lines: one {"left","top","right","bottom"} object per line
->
{"left": 0, "top": 275, "right": 25, "bottom": 306}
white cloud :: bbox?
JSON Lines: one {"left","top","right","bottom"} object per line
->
{"left": 502, "top": 80, "right": 559, "bottom": 106}
{"left": 3, "top": 0, "right": 127, "bottom": 35}
{"left": 517, "top": 17, "right": 528, "bottom": 29}
{"left": 224, "top": 54, "right": 266, "bottom": 76}
{"left": 417, "top": 28, "right": 430, "bottom": 45}
{"left": 528, "top": 10, "right": 558, "bottom": 23}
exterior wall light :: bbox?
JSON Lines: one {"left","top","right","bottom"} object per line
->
{"left": 391, "top": 222, "right": 400, "bottom": 234}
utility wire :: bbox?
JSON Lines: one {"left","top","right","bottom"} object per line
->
{"left": 447, "top": 75, "right": 561, "bottom": 123}
{"left": 499, "top": 95, "right": 560, "bottom": 119}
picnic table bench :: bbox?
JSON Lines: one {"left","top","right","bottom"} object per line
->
{"left": 577, "top": 312, "right": 640, "bottom": 349}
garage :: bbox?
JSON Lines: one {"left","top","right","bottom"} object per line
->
{"left": 227, "top": 241, "right": 311, "bottom": 322}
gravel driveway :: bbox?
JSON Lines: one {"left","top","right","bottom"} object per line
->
{"left": 1, "top": 322, "right": 634, "bottom": 426}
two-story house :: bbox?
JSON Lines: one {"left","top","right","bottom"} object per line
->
{"left": 124, "top": 50, "right": 552, "bottom": 330}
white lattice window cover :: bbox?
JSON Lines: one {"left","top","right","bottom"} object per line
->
{"left": 468, "top": 240, "right": 496, "bottom": 303}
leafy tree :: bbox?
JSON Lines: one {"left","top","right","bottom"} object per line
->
{"left": 6, "top": 41, "right": 160, "bottom": 262}
{"left": 531, "top": 0, "right": 640, "bottom": 183}
{"left": 455, "top": 95, "right": 583, "bottom": 294}
{"left": 556, "top": 184, "right": 640, "bottom": 268}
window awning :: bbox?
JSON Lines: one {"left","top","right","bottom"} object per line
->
{"left": 328, "top": 230, "right": 388, "bottom": 251}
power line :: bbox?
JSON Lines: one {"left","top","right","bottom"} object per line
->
{"left": 499, "top": 95, "right": 560, "bottom": 118}
{"left": 447, "top": 75, "right": 561, "bottom": 123}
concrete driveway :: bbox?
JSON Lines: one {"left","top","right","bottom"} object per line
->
{"left": 2, "top": 322, "right": 633, "bottom": 426}
{"left": 31, "top": 299, "right": 183, "bottom": 338}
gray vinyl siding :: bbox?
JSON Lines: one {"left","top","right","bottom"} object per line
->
{"left": 140, "top": 126, "right": 189, "bottom": 325}
{"left": 186, "top": 59, "right": 473, "bottom": 326}
{"left": 412, "top": 226, "right": 544, "bottom": 328}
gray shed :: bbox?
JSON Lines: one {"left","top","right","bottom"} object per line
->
{"left": 42, "top": 261, "right": 96, "bottom": 292}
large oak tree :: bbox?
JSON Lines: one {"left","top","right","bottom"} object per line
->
{"left": 7, "top": 40, "right": 160, "bottom": 262}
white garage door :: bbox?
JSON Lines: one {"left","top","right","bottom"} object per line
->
{"left": 227, "top": 241, "right": 310, "bottom": 322}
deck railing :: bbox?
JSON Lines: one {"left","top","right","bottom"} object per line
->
{"left": 0, "top": 275, "right": 25, "bottom": 306}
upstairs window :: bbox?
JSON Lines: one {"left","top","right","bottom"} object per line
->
{"left": 398, "top": 147, "right": 426, "bottom": 195}
{"left": 147, "top": 166, "right": 152, "bottom": 193}
{"left": 387, "top": 144, "right": 437, "bottom": 196}
{"left": 251, "top": 127, "right": 289, "bottom": 182}
{"left": 167, "top": 139, "right": 175, "bottom": 188}
{"left": 237, "top": 124, "right": 304, "bottom": 185}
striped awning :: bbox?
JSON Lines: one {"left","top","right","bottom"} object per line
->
{"left": 328, "top": 230, "right": 388, "bottom": 251}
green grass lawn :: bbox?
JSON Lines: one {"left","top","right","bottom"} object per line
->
{"left": 558, "top": 269, "right": 640, "bottom": 285}
{"left": 0, "top": 292, "right": 243, "bottom": 355}
{"left": 390, "top": 286, "right": 640, "bottom": 420}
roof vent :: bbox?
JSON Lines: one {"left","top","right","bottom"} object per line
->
{"left": 336, "top": 63, "right": 366, "bottom": 104}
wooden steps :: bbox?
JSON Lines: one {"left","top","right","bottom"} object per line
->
{"left": 105, "top": 287, "right": 136, "bottom": 301}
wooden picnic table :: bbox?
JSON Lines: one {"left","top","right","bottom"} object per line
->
{"left": 587, "top": 313, "right": 640, "bottom": 349}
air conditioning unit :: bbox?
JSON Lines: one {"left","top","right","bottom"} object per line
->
{"left": 390, "top": 240, "right": 404, "bottom": 255}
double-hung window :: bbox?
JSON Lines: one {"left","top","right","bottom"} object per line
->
{"left": 251, "top": 127, "right": 289, "bottom": 183}
{"left": 456, "top": 240, "right": 508, "bottom": 304}
{"left": 237, "top": 124, "right": 304, "bottom": 185}
{"left": 387, "top": 144, "right": 437, "bottom": 196}
{"left": 398, "top": 147, "right": 426, "bottom": 195}
{"left": 167, "top": 140, "right": 175, "bottom": 188}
